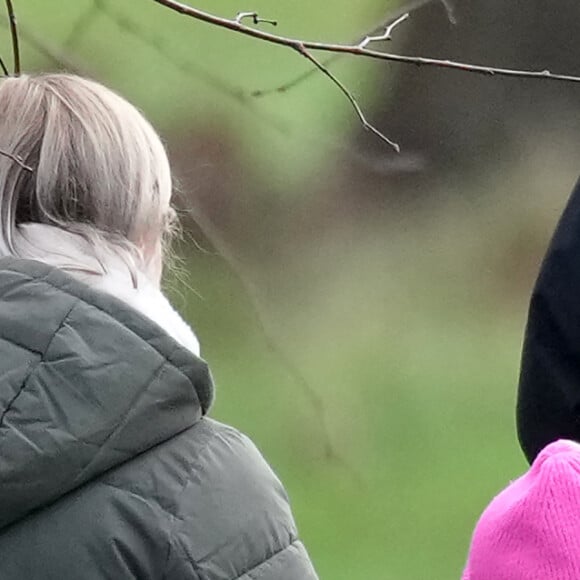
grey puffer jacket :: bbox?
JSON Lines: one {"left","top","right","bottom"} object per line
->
{"left": 0, "top": 258, "right": 318, "bottom": 580}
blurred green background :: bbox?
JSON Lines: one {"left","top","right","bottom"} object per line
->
{"left": 10, "top": 0, "right": 580, "bottom": 577}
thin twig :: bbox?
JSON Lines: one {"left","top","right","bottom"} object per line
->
{"left": 295, "top": 45, "right": 400, "bottom": 152}
{"left": 0, "top": 55, "right": 8, "bottom": 76}
{"left": 4, "top": 0, "right": 20, "bottom": 75}
{"left": 252, "top": 0, "right": 453, "bottom": 97}
{"left": 235, "top": 11, "right": 277, "bottom": 27}
{"left": 358, "top": 13, "right": 409, "bottom": 49}
{"left": 0, "top": 149, "right": 32, "bottom": 171}
{"left": 152, "top": 0, "right": 580, "bottom": 85}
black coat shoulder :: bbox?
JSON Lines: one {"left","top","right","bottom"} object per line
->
{"left": 517, "top": 177, "right": 580, "bottom": 462}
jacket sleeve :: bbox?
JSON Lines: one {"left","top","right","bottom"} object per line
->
{"left": 162, "top": 418, "right": 319, "bottom": 580}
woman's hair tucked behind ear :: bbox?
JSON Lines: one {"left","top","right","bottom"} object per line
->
{"left": 0, "top": 73, "right": 174, "bottom": 282}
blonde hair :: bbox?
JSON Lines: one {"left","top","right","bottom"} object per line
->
{"left": 0, "top": 73, "right": 174, "bottom": 283}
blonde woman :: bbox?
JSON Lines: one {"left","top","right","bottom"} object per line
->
{"left": 0, "top": 74, "right": 318, "bottom": 580}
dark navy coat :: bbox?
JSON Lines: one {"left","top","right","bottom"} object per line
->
{"left": 518, "top": 177, "right": 580, "bottom": 464}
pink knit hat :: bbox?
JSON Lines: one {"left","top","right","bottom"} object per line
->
{"left": 463, "top": 439, "right": 580, "bottom": 580}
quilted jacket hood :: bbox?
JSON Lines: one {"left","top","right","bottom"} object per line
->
{"left": 0, "top": 257, "right": 213, "bottom": 530}
{"left": 517, "top": 177, "right": 580, "bottom": 463}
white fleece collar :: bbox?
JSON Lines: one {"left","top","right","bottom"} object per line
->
{"left": 11, "top": 224, "right": 200, "bottom": 356}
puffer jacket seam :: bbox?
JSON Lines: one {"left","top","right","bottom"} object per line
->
{"left": 160, "top": 421, "right": 217, "bottom": 580}
{"left": 70, "top": 357, "right": 171, "bottom": 487}
{"left": 94, "top": 424, "right": 212, "bottom": 525}
{"left": 0, "top": 298, "right": 79, "bottom": 430}
{"left": 6, "top": 270, "right": 198, "bottom": 390}
{"left": 162, "top": 423, "right": 296, "bottom": 580}
{"left": 233, "top": 539, "right": 300, "bottom": 580}
{"left": 0, "top": 335, "right": 43, "bottom": 356}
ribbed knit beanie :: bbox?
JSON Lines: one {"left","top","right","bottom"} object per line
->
{"left": 463, "top": 439, "right": 580, "bottom": 580}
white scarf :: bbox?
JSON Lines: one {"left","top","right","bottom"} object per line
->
{"left": 11, "top": 223, "right": 200, "bottom": 356}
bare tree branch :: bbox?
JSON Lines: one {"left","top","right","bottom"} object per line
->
{"left": 0, "top": 149, "right": 32, "bottom": 171}
{"left": 358, "top": 13, "right": 409, "bottom": 49}
{"left": 152, "top": 0, "right": 580, "bottom": 85}
{"left": 4, "top": 0, "right": 20, "bottom": 75}
{"left": 152, "top": 0, "right": 580, "bottom": 152}
{"left": 295, "top": 45, "right": 400, "bottom": 152}
{"left": 151, "top": 0, "right": 403, "bottom": 150}
{"left": 79, "top": 1, "right": 412, "bottom": 173}
{"left": 93, "top": 0, "right": 390, "bottom": 173}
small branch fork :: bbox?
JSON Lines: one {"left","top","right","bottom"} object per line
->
{"left": 250, "top": 0, "right": 450, "bottom": 98}
{"left": 235, "top": 11, "right": 277, "bottom": 27}
{"left": 296, "top": 45, "right": 400, "bottom": 152}
{"left": 152, "top": 0, "right": 580, "bottom": 153}
{"left": 252, "top": 0, "right": 455, "bottom": 98}
{"left": 358, "top": 13, "right": 409, "bottom": 49}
